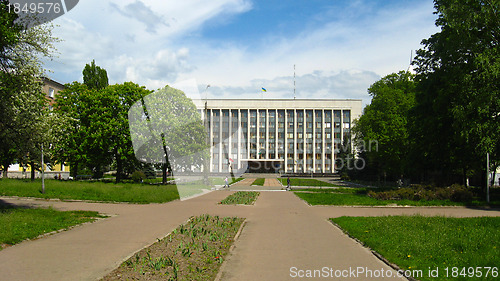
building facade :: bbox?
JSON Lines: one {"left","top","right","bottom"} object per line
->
{"left": 42, "top": 77, "right": 65, "bottom": 110}
{"left": 193, "top": 99, "right": 362, "bottom": 174}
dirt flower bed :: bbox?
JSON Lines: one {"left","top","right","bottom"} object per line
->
{"left": 102, "top": 214, "right": 245, "bottom": 281}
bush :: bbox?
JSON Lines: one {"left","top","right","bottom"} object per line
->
{"left": 449, "top": 184, "right": 473, "bottom": 202}
{"left": 368, "top": 184, "right": 475, "bottom": 202}
{"left": 131, "top": 171, "right": 146, "bottom": 183}
{"left": 340, "top": 172, "right": 350, "bottom": 181}
{"left": 142, "top": 165, "right": 156, "bottom": 179}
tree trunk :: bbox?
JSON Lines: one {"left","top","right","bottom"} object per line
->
{"left": 93, "top": 164, "right": 103, "bottom": 179}
{"left": 161, "top": 136, "right": 170, "bottom": 185}
{"left": 71, "top": 162, "right": 78, "bottom": 178}
{"left": 162, "top": 163, "right": 168, "bottom": 184}
{"left": 463, "top": 168, "right": 468, "bottom": 187}
{"left": 115, "top": 152, "right": 122, "bottom": 183}
{"left": 30, "top": 161, "right": 35, "bottom": 181}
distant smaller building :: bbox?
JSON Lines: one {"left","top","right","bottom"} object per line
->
{"left": 42, "top": 77, "right": 65, "bottom": 110}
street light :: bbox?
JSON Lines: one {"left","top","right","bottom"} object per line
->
{"left": 486, "top": 112, "right": 499, "bottom": 203}
{"left": 487, "top": 152, "right": 490, "bottom": 203}
{"left": 41, "top": 144, "right": 45, "bottom": 194}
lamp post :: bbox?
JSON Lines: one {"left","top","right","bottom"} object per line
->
{"left": 203, "top": 85, "right": 210, "bottom": 184}
{"left": 486, "top": 112, "right": 499, "bottom": 203}
{"left": 487, "top": 152, "right": 490, "bottom": 203}
{"left": 41, "top": 144, "right": 45, "bottom": 194}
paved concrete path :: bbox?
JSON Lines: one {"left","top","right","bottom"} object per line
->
{"left": 231, "top": 178, "right": 254, "bottom": 187}
{"left": 264, "top": 178, "right": 282, "bottom": 187}
{"left": 1, "top": 191, "right": 499, "bottom": 281}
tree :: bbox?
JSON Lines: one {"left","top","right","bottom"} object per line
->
{"left": 53, "top": 82, "right": 93, "bottom": 178}
{"left": 55, "top": 82, "right": 151, "bottom": 181}
{"left": 412, "top": 0, "right": 499, "bottom": 185}
{"left": 82, "top": 59, "right": 108, "bottom": 90}
{"left": 129, "top": 85, "right": 209, "bottom": 184}
{"left": 352, "top": 71, "right": 416, "bottom": 181}
{"left": 0, "top": 0, "right": 57, "bottom": 177}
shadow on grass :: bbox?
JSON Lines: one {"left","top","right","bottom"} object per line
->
{"left": 0, "top": 199, "right": 39, "bottom": 211}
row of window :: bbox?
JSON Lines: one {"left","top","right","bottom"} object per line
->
{"left": 209, "top": 109, "right": 351, "bottom": 120}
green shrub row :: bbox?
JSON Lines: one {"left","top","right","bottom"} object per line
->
{"left": 368, "top": 184, "right": 474, "bottom": 202}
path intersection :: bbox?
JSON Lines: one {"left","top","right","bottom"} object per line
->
{"left": 1, "top": 180, "right": 499, "bottom": 281}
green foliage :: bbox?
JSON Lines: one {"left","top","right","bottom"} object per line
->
{"left": 411, "top": 0, "right": 500, "bottom": 184}
{"left": 0, "top": 2, "right": 57, "bottom": 176}
{"left": 219, "top": 191, "right": 260, "bottom": 205}
{"left": 129, "top": 85, "right": 209, "bottom": 184}
{"left": 0, "top": 0, "right": 21, "bottom": 63}
{"left": 331, "top": 216, "right": 500, "bottom": 281}
{"left": 131, "top": 170, "right": 146, "bottom": 183}
{"left": 54, "top": 82, "right": 152, "bottom": 181}
{"left": 367, "top": 184, "right": 474, "bottom": 202}
{"left": 0, "top": 206, "right": 104, "bottom": 248}
{"left": 82, "top": 59, "right": 108, "bottom": 90}
{"left": 352, "top": 71, "right": 416, "bottom": 180}
{"left": 294, "top": 186, "right": 499, "bottom": 206}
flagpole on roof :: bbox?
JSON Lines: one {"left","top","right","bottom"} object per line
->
{"left": 294, "top": 64, "right": 296, "bottom": 100}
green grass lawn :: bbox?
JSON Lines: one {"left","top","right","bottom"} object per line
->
{"left": 295, "top": 192, "right": 467, "bottom": 206}
{"left": 211, "top": 177, "right": 244, "bottom": 186}
{"left": 294, "top": 187, "right": 497, "bottom": 206}
{"left": 252, "top": 178, "right": 265, "bottom": 186}
{"left": 0, "top": 179, "right": 180, "bottom": 204}
{"left": 331, "top": 216, "right": 500, "bottom": 281}
{"left": 142, "top": 177, "right": 175, "bottom": 184}
{"left": 279, "top": 178, "right": 342, "bottom": 187}
{"left": 0, "top": 206, "right": 105, "bottom": 249}
{"left": 219, "top": 191, "right": 260, "bottom": 205}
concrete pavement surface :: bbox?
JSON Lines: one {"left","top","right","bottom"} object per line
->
{"left": 1, "top": 183, "right": 499, "bottom": 281}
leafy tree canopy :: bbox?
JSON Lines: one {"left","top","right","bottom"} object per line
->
{"left": 412, "top": 0, "right": 499, "bottom": 184}
{"left": 353, "top": 71, "right": 416, "bottom": 180}
{"left": 83, "top": 59, "right": 108, "bottom": 90}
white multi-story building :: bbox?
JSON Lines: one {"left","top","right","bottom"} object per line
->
{"left": 193, "top": 99, "right": 362, "bottom": 174}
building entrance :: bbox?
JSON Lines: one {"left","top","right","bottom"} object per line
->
{"left": 247, "top": 161, "right": 282, "bottom": 173}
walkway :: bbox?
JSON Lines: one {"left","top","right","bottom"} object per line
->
{"left": 231, "top": 178, "right": 254, "bottom": 187}
{"left": 1, "top": 189, "right": 499, "bottom": 280}
{"left": 264, "top": 178, "right": 282, "bottom": 187}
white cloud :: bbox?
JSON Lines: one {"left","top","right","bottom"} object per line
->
{"left": 46, "top": 0, "right": 252, "bottom": 84}
{"left": 202, "top": 70, "right": 379, "bottom": 106}
{"left": 109, "top": 1, "right": 168, "bottom": 34}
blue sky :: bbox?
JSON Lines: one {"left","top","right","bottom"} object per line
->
{"left": 44, "top": 0, "right": 439, "bottom": 105}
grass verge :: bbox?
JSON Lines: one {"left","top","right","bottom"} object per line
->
{"left": 0, "top": 206, "right": 105, "bottom": 249}
{"left": 331, "top": 216, "right": 500, "bottom": 281}
{"left": 252, "top": 178, "right": 265, "bottom": 186}
{"left": 0, "top": 179, "right": 180, "bottom": 204}
{"left": 279, "top": 178, "right": 342, "bottom": 187}
{"left": 219, "top": 191, "right": 260, "bottom": 205}
{"left": 294, "top": 187, "right": 498, "bottom": 206}
{"left": 211, "top": 178, "right": 244, "bottom": 186}
{"left": 295, "top": 192, "right": 467, "bottom": 206}
{"left": 102, "top": 214, "right": 244, "bottom": 281}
